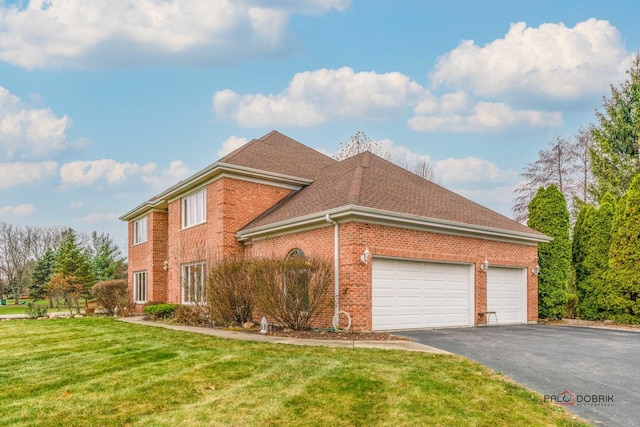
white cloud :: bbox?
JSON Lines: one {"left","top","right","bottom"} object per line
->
{"left": 213, "top": 67, "right": 425, "bottom": 127}
{"left": 431, "top": 18, "right": 630, "bottom": 99}
{"left": 434, "top": 157, "right": 518, "bottom": 185}
{"left": 60, "top": 159, "right": 156, "bottom": 186}
{"left": 452, "top": 185, "right": 518, "bottom": 218}
{"left": 375, "top": 138, "right": 432, "bottom": 168}
{"left": 141, "top": 160, "right": 192, "bottom": 191}
{"left": 78, "top": 211, "right": 120, "bottom": 224}
{"left": 0, "top": 0, "right": 350, "bottom": 69}
{"left": 0, "top": 161, "right": 58, "bottom": 188}
{"left": 59, "top": 158, "right": 192, "bottom": 191}
{"left": 409, "top": 101, "right": 562, "bottom": 132}
{"left": 69, "top": 201, "right": 84, "bottom": 209}
{"left": 0, "top": 204, "right": 36, "bottom": 217}
{"left": 0, "top": 87, "right": 74, "bottom": 159}
{"left": 217, "top": 136, "right": 249, "bottom": 158}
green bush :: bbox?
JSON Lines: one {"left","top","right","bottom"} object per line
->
{"left": 527, "top": 185, "right": 570, "bottom": 320}
{"left": 564, "top": 293, "right": 578, "bottom": 319}
{"left": 25, "top": 301, "right": 48, "bottom": 319}
{"left": 143, "top": 303, "right": 179, "bottom": 320}
{"left": 92, "top": 280, "right": 128, "bottom": 316}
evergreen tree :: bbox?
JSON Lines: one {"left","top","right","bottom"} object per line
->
{"left": 30, "top": 248, "right": 56, "bottom": 301}
{"left": 54, "top": 228, "right": 96, "bottom": 307}
{"left": 576, "top": 195, "right": 615, "bottom": 319}
{"left": 91, "top": 231, "right": 126, "bottom": 281}
{"left": 527, "top": 185, "right": 571, "bottom": 319}
{"left": 603, "top": 176, "right": 640, "bottom": 322}
{"left": 571, "top": 205, "right": 590, "bottom": 286}
{"left": 590, "top": 54, "right": 640, "bottom": 200}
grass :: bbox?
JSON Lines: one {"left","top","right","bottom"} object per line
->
{"left": 0, "top": 318, "right": 587, "bottom": 427}
{"left": 0, "top": 300, "right": 65, "bottom": 315}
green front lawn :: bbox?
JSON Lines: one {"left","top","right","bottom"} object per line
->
{"left": 0, "top": 318, "right": 585, "bottom": 426}
{"left": 0, "top": 300, "right": 64, "bottom": 315}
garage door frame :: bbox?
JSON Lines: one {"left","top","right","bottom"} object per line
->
{"left": 486, "top": 266, "right": 527, "bottom": 324}
{"left": 371, "top": 256, "right": 475, "bottom": 331}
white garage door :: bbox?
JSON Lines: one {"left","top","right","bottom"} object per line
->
{"left": 372, "top": 258, "right": 473, "bottom": 331}
{"left": 487, "top": 267, "right": 527, "bottom": 324}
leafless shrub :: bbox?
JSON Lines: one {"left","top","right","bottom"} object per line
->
{"left": 206, "top": 259, "right": 254, "bottom": 326}
{"left": 252, "top": 256, "right": 332, "bottom": 331}
{"left": 92, "top": 280, "right": 128, "bottom": 315}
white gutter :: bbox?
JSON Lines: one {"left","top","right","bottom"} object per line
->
{"left": 325, "top": 213, "right": 340, "bottom": 317}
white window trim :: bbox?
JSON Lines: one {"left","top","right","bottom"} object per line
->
{"left": 181, "top": 188, "right": 207, "bottom": 229}
{"left": 133, "top": 216, "right": 148, "bottom": 245}
{"left": 133, "top": 271, "right": 148, "bottom": 304}
{"left": 181, "top": 261, "right": 206, "bottom": 304}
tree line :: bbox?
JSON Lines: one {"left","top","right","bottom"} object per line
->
{"left": 520, "top": 55, "right": 640, "bottom": 323}
{"left": 0, "top": 223, "right": 126, "bottom": 308}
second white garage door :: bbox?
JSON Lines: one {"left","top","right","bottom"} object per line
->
{"left": 372, "top": 258, "right": 474, "bottom": 330}
{"left": 487, "top": 267, "right": 527, "bottom": 324}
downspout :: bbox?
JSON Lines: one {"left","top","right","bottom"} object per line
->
{"left": 325, "top": 213, "right": 340, "bottom": 316}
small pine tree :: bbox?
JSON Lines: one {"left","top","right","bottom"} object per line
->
{"left": 30, "top": 248, "right": 56, "bottom": 301}
{"left": 603, "top": 176, "right": 640, "bottom": 322}
{"left": 528, "top": 185, "right": 571, "bottom": 319}
{"left": 54, "top": 228, "right": 96, "bottom": 308}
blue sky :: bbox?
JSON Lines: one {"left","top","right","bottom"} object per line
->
{"left": 1, "top": 0, "right": 638, "bottom": 251}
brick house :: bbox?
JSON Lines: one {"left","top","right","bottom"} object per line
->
{"left": 120, "top": 131, "right": 549, "bottom": 331}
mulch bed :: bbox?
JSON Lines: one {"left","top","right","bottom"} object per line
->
{"left": 261, "top": 327, "right": 409, "bottom": 341}
{"left": 218, "top": 323, "right": 409, "bottom": 341}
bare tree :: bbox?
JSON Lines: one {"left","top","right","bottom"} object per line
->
{"left": 570, "top": 127, "right": 594, "bottom": 206}
{"left": 512, "top": 131, "right": 593, "bottom": 223}
{"left": 0, "top": 222, "right": 35, "bottom": 303}
{"left": 335, "top": 131, "right": 436, "bottom": 181}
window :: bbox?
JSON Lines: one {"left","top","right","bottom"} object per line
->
{"left": 182, "top": 261, "right": 206, "bottom": 304}
{"left": 133, "top": 271, "right": 147, "bottom": 303}
{"left": 133, "top": 216, "right": 148, "bottom": 244}
{"left": 182, "top": 189, "right": 206, "bottom": 228}
{"left": 285, "top": 248, "right": 309, "bottom": 311}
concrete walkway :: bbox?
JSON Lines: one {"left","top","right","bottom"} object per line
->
{"left": 119, "top": 316, "right": 449, "bottom": 354}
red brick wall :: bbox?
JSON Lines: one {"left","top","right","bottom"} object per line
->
{"left": 127, "top": 210, "right": 168, "bottom": 312}
{"left": 247, "top": 222, "right": 539, "bottom": 330}
{"left": 164, "top": 177, "right": 293, "bottom": 303}
{"left": 126, "top": 175, "right": 539, "bottom": 330}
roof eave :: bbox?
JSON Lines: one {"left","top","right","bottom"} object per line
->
{"left": 119, "top": 162, "right": 312, "bottom": 222}
{"left": 236, "top": 205, "right": 552, "bottom": 245}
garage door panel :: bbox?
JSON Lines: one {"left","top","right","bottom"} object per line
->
{"left": 372, "top": 258, "right": 473, "bottom": 330}
{"left": 487, "top": 267, "right": 526, "bottom": 324}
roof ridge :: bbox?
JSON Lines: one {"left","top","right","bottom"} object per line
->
{"left": 347, "top": 165, "right": 364, "bottom": 205}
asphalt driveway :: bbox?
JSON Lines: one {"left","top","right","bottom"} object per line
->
{"left": 400, "top": 325, "right": 639, "bottom": 427}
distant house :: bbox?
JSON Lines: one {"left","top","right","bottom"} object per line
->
{"left": 120, "top": 131, "right": 549, "bottom": 331}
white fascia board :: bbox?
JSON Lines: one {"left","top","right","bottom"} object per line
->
{"left": 119, "top": 162, "right": 310, "bottom": 221}
{"left": 236, "top": 205, "right": 551, "bottom": 245}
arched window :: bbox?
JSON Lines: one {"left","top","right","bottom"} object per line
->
{"left": 285, "top": 248, "right": 309, "bottom": 311}
{"left": 287, "top": 248, "right": 305, "bottom": 259}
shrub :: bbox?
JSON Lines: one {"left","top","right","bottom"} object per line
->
{"left": 171, "top": 305, "right": 207, "bottom": 326}
{"left": 25, "top": 301, "right": 48, "bottom": 319}
{"left": 565, "top": 293, "right": 578, "bottom": 319}
{"left": 143, "top": 303, "right": 179, "bottom": 320}
{"left": 252, "top": 256, "right": 332, "bottom": 330}
{"left": 207, "top": 260, "right": 253, "bottom": 326}
{"left": 92, "top": 280, "right": 128, "bottom": 316}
